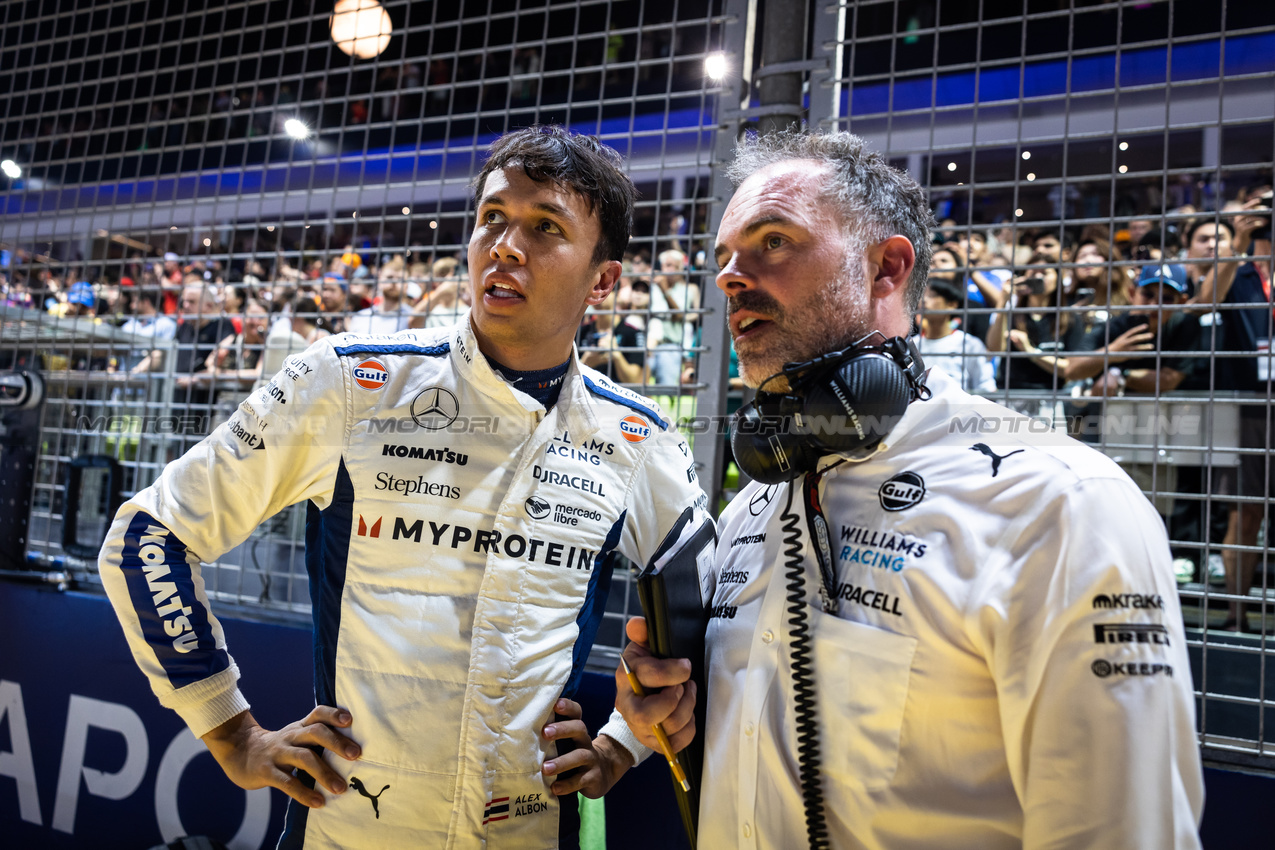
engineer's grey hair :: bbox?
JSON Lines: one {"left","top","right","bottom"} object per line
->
{"left": 726, "top": 129, "right": 936, "bottom": 315}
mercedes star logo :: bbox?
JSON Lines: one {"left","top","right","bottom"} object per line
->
{"left": 749, "top": 485, "right": 776, "bottom": 516}
{"left": 410, "top": 386, "right": 460, "bottom": 430}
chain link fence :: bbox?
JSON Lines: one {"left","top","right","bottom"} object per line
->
{"left": 2, "top": 0, "right": 1274, "bottom": 771}
{"left": 0, "top": 0, "right": 741, "bottom": 652}
{"left": 805, "top": 0, "right": 1275, "bottom": 770}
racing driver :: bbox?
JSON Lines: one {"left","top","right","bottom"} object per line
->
{"left": 98, "top": 126, "right": 710, "bottom": 849}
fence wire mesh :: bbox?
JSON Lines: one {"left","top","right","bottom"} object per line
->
{"left": 2, "top": 0, "right": 1273, "bottom": 771}
{"left": 807, "top": 0, "right": 1275, "bottom": 769}
{"left": 0, "top": 0, "right": 740, "bottom": 662}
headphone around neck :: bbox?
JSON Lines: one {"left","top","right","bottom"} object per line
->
{"left": 730, "top": 333, "right": 930, "bottom": 484}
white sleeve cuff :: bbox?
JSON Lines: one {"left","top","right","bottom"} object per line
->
{"left": 161, "top": 664, "right": 251, "bottom": 739}
{"left": 599, "top": 708, "right": 653, "bottom": 766}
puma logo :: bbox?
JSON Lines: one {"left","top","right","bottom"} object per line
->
{"left": 349, "top": 776, "right": 390, "bottom": 819}
{"left": 970, "top": 443, "right": 1024, "bottom": 477}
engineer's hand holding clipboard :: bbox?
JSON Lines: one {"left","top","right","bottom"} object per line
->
{"left": 614, "top": 506, "right": 717, "bottom": 849}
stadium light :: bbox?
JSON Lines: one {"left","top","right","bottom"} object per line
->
{"left": 1, "top": 159, "right": 20, "bottom": 179}
{"left": 331, "top": 0, "right": 393, "bottom": 59}
{"left": 705, "top": 52, "right": 729, "bottom": 82}
{"left": 285, "top": 119, "right": 310, "bottom": 140}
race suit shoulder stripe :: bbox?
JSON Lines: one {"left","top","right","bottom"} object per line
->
{"left": 119, "top": 511, "right": 230, "bottom": 687}
{"left": 304, "top": 459, "right": 356, "bottom": 708}
{"left": 562, "top": 510, "right": 627, "bottom": 700}
{"left": 332, "top": 341, "right": 451, "bottom": 357}
{"left": 580, "top": 375, "right": 668, "bottom": 429}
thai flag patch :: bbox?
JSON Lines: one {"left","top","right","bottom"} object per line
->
{"left": 483, "top": 796, "right": 510, "bottom": 824}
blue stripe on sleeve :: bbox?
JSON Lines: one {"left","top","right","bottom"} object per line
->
{"left": 333, "top": 342, "right": 450, "bottom": 357}
{"left": 580, "top": 376, "right": 669, "bottom": 430}
{"left": 119, "top": 511, "right": 230, "bottom": 688}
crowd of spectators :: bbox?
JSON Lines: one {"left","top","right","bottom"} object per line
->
{"left": 0, "top": 238, "right": 707, "bottom": 395}
{"left": 914, "top": 186, "right": 1272, "bottom": 629}
{"left": 0, "top": 245, "right": 493, "bottom": 459}
{"left": 916, "top": 191, "right": 1271, "bottom": 408}
{"left": 1, "top": 185, "right": 1269, "bottom": 626}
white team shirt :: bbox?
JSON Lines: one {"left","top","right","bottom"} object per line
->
{"left": 347, "top": 302, "right": 413, "bottom": 335}
{"left": 916, "top": 328, "right": 996, "bottom": 394}
{"left": 698, "top": 368, "right": 1203, "bottom": 850}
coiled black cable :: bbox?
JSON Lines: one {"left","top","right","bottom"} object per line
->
{"left": 780, "top": 482, "right": 830, "bottom": 850}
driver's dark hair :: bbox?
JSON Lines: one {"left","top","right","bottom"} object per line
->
{"left": 473, "top": 125, "right": 636, "bottom": 264}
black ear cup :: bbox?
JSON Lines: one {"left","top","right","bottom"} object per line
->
{"left": 730, "top": 396, "right": 825, "bottom": 485}
{"left": 799, "top": 352, "right": 912, "bottom": 455}
{"left": 730, "top": 341, "right": 924, "bottom": 484}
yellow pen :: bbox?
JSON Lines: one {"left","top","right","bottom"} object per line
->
{"left": 620, "top": 655, "right": 691, "bottom": 792}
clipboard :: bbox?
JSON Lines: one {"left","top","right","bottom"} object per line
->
{"left": 633, "top": 506, "right": 717, "bottom": 849}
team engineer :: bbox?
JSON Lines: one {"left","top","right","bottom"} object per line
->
{"left": 615, "top": 131, "right": 1204, "bottom": 848}
{"left": 98, "top": 126, "right": 709, "bottom": 849}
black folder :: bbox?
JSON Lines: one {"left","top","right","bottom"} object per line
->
{"left": 633, "top": 506, "right": 717, "bottom": 849}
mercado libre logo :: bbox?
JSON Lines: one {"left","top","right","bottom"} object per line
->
{"left": 619, "top": 415, "right": 651, "bottom": 444}
{"left": 353, "top": 358, "right": 389, "bottom": 390}
{"left": 524, "top": 497, "right": 551, "bottom": 519}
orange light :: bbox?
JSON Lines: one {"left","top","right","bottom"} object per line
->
{"left": 330, "top": 0, "right": 392, "bottom": 59}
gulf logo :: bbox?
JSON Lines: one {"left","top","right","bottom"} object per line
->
{"left": 353, "top": 358, "right": 389, "bottom": 390}
{"left": 619, "top": 414, "right": 651, "bottom": 444}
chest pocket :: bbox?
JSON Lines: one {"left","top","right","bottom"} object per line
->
{"left": 810, "top": 608, "right": 917, "bottom": 793}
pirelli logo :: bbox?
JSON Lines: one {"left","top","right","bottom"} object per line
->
{"left": 484, "top": 796, "right": 510, "bottom": 824}
{"left": 1093, "top": 623, "right": 1170, "bottom": 647}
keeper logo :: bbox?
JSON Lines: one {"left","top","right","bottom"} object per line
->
{"left": 1092, "top": 659, "right": 1174, "bottom": 678}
